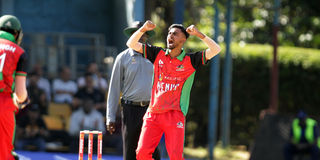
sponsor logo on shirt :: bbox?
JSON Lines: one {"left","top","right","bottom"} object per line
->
{"left": 158, "top": 59, "right": 164, "bottom": 68}
{"left": 159, "top": 72, "right": 164, "bottom": 81}
{"left": 131, "top": 57, "right": 136, "bottom": 64}
{"left": 176, "top": 65, "right": 184, "bottom": 71}
{"left": 159, "top": 72, "right": 183, "bottom": 82}
{"left": 157, "top": 81, "right": 180, "bottom": 92}
{"left": 177, "top": 121, "right": 184, "bottom": 128}
{"left": 164, "top": 76, "right": 182, "bottom": 81}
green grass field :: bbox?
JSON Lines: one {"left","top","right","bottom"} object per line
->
{"left": 184, "top": 144, "right": 249, "bottom": 160}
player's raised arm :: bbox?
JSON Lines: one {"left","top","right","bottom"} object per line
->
{"left": 186, "top": 25, "right": 221, "bottom": 60}
{"left": 126, "top": 20, "right": 156, "bottom": 53}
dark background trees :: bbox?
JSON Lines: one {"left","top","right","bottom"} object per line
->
{"left": 144, "top": 0, "right": 320, "bottom": 148}
{"left": 146, "top": 0, "right": 320, "bottom": 48}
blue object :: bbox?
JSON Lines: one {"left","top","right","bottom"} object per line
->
{"left": 221, "top": 0, "right": 233, "bottom": 148}
{"left": 15, "top": 150, "right": 122, "bottom": 160}
{"left": 297, "top": 110, "right": 307, "bottom": 119}
{"left": 134, "top": 0, "right": 145, "bottom": 21}
{"left": 15, "top": 150, "right": 175, "bottom": 160}
{"left": 174, "top": 0, "right": 185, "bottom": 24}
{"left": 208, "top": 0, "right": 220, "bottom": 159}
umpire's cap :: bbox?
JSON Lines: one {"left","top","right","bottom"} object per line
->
{"left": 123, "top": 21, "right": 155, "bottom": 37}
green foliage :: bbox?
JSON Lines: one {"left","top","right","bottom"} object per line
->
{"left": 186, "top": 0, "right": 320, "bottom": 48}
{"left": 231, "top": 43, "right": 320, "bottom": 69}
{"left": 185, "top": 43, "right": 320, "bottom": 147}
{"left": 184, "top": 144, "right": 249, "bottom": 160}
{"left": 146, "top": 0, "right": 320, "bottom": 148}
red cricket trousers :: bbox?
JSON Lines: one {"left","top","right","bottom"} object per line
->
{"left": 136, "top": 110, "right": 185, "bottom": 160}
{"left": 0, "top": 93, "right": 17, "bottom": 160}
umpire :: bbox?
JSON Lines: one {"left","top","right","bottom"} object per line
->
{"left": 106, "top": 21, "right": 160, "bottom": 160}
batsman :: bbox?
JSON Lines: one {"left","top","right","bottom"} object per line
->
{"left": 126, "top": 20, "right": 221, "bottom": 160}
{"left": 0, "top": 15, "right": 29, "bottom": 160}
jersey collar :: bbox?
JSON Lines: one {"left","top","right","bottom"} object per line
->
{"left": 0, "top": 31, "right": 16, "bottom": 43}
{"left": 165, "top": 48, "right": 185, "bottom": 61}
{"left": 129, "top": 48, "right": 141, "bottom": 56}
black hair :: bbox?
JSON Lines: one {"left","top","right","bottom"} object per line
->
{"left": 168, "top": 24, "right": 189, "bottom": 39}
{"left": 0, "top": 27, "right": 19, "bottom": 36}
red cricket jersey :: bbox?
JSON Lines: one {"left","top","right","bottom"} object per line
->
{"left": 0, "top": 34, "right": 27, "bottom": 160}
{"left": 0, "top": 38, "right": 27, "bottom": 94}
{"left": 142, "top": 44, "right": 208, "bottom": 115}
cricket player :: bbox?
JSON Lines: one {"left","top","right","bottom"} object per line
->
{"left": 126, "top": 20, "right": 221, "bottom": 160}
{"left": 0, "top": 15, "right": 29, "bottom": 160}
{"left": 107, "top": 21, "right": 160, "bottom": 160}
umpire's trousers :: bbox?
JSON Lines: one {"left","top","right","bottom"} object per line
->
{"left": 121, "top": 103, "right": 161, "bottom": 160}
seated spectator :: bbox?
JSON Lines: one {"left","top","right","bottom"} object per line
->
{"left": 284, "top": 111, "right": 319, "bottom": 160}
{"left": 77, "top": 63, "right": 108, "bottom": 92}
{"left": 52, "top": 66, "right": 77, "bottom": 104}
{"left": 15, "top": 104, "right": 49, "bottom": 151}
{"left": 73, "top": 73, "right": 106, "bottom": 113}
{"left": 27, "top": 72, "right": 48, "bottom": 114}
{"left": 28, "top": 64, "right": 51, "bottom": 102}
{"left": 68, "top": 98, "right": 105, "bottom": 152}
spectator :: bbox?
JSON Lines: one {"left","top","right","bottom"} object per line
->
{"left": 27, "top": 72, "right": 48, "bottom": 114}
{"left": 77, "top": 63, "right": 108, "bottom": 92}
{"left": 28, "top": 64, "right": 51, "bottom": 101}
{"left": 52, "top": 66, "right": 77, "bottom": 104}
{"left": 68, "top": 98, "right": 105, "bottom": 152}
{"left": 73, "top": 73, "right": 105, "bottom": 112}
{"left": 15, "top": 104, "right": 49, "bottom": 151}
{"left": 284, "top": 111, "right": 319, "bottom": 160}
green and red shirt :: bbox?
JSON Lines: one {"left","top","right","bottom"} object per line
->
{"left": 143, "top": 44, "right": 208, "bottom": 116}
{"left": 0, "top": 31, "right": 27, "bottom": 94}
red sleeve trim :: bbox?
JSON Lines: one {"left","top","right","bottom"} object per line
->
{"left": 16, "top": 71, "right": 27, "bottom": 76}
{"left": 143, "top": 44, "right": 147, "bottom": 58}
{"left": 202, "top": 50, "right": 207, "bottom": 65}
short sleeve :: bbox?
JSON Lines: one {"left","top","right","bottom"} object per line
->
{"left": 16, "top": 52, "right": 28, "bottom": 76}
{"left": 142, "top": 43, "right": 163, "bottom": 63}
{"left": 188, "top": 50, "right": 208, "bottom": 70}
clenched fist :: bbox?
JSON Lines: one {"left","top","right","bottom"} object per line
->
{"left": 186, "top": 25, "right": 205, "bottom": 39}
{"left": 141, "top": 20, "right": 156, "bottom": 32}
{"left": 107, "top": 122, "right": 116, "bottom": 135}
{"left": 12, "top": 93, "right": 29, "bottom": 109}
{"left": 186, "top": 25, "right": 199, "bottom": 35}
